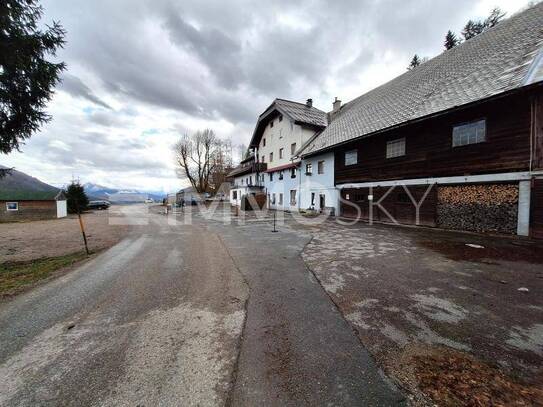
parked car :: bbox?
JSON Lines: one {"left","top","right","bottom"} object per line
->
{"left": 88, "top": 200, "right": 111, "bottom": 210}
{"left": 144, "top": 198, "right": 154, "bottom": 203}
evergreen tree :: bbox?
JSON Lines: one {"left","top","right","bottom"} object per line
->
{"left": 0, "top": 0, "right": 66, "bottom": 154}
{"left": 444, "top": 30, "right": 460, "bottom": 50}
{"left": 407, "top": 54, "right": 421, "bottom": 70}
{"left": 461, "top": 20, "right": 485, "bottom": 40}
{"left": 66, "top": 181, "right": 89, "bottom": 214}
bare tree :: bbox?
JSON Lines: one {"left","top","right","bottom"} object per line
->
{"left": 174, "top": 129, "right": 236, "bottom": 194}
{"left": 174, "top": 129, "right": 219, "bottom": 193}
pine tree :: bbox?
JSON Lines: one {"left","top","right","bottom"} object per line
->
{"left": 0, "top": 0, "right": 66, "bottom": 154}
{"left": 407, "top": 54, "right": 421, "bottom": 70}
{"left": 66, "top": 181, "right": 89, "bottom": 214}
{"left": 461, "top": 20, "right": 485, "bottom": 40}
{"left": 444, "top": 30, "right": 460, "bottom": 50}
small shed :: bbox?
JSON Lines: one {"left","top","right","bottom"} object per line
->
{"left": 0, "top": 190, "right": 67, "bottom": 222}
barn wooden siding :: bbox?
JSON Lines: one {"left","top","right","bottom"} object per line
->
{"left": 0, "top": 200, "right": 57, "bottom": 222}
{"left": 531, "top": 179, "right": 543, "bottom": 239}
{"left": 334, "top": 92, "right": 533, "bottom": 185}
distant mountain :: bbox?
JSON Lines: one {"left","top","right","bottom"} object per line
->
{"left": 83, "top": 182, "right": 166, "bottom": 202}
{"left": 0, "top": 165, "right": 60, "bottom": 195}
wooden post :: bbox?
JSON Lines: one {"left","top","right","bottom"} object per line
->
{"left": 272, "top": 211, "right": 278, "bottom": 232}
{"left": 76, "top": 203, "right": 90, "bottom": 256}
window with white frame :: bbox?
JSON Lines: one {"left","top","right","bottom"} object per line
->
{"left": 279, "top": 148, "right": 284, "bottom": 159}
{"left": 290, "top": 167, "right": 297, "bottom": 178}
{"left": 290, "top": 190, "right": 297, "bottom": 206}
{"left": 278, "top": 193, "right": 283, "bottom": 205}
{"left": 305, "top": 163, "right": 312, "bottom": 175}
{"left": 6, "top": 202, "right": 18, "bottom": 211}
{"left": 452, "top": 119, "right": 486, "bottom": 147}
{"left": 291, "top": 143, "right": 296, "bottom": 155}
{"left": 317, "top": 160, "right": 324, "bottom": 174}
{"left": 344, "top": 150, "right": 358, "bottom": 166}
{"left": 279, "top": 171, "right": 283, "bottom": 180}
{"left": 269, "top": 172, "right": 273, "bottom": 181}
{"left": 386, "top": 138, "right": 406, "bottom": 158}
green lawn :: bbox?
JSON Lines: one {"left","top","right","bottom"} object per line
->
{"left": 0, "top": 252, "right": 89, "bottom": 297}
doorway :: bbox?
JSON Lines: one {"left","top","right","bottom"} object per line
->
{"left": 319, "top": 194, "right": 325, "bottom": 211}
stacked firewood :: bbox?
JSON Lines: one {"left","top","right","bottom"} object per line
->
{"left": 437, "top": 184, "right": 518, "bottom": 234}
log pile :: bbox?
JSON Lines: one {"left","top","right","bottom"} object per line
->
{"left": 437, "top": 184, "right": 518, "bottom": 234}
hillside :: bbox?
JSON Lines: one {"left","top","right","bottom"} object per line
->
{"left": 0, "top": 165, "right": 60, "bottom": 198}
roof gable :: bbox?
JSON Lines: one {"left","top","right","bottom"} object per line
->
{"left": 302, "top": 3, "right": 543, "bottom": 156}
{"left": 249, "top": 98, "right": 327, "bottom": 147}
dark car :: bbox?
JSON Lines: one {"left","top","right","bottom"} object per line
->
{"left": 88, "top": 200, "right": 111, "bottom": 210}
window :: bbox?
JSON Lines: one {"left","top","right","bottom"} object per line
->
{"left": 305, "top": 163, "right": 313, "bottom": 175}
{"left": 232, "top": 191, "right": 237, "bottom": 200}
{"left": 261, "top": 155, "right": 265, "bottom": 163}
{"left": 311, "top": 192, "right": 315, "bottom": 206}
{"left": 6, "top": 202, "right": 18, "bottom": 211}
{"left": 290, "top": 190, "right": 297, "bottom": 206}
{"left": 270, "top": 120, "right": 274, "bottom": 128}
{"left": 279, "top": 193, "right": 283, "bottom": 205}
{"left": 453, "top": 119, "right": 486, "bottom": 147}
{"left": 241, "top": 179, "right": 244, "bottom": 185}
{"left": 249, "top": 176, "right": 252, "bottom": 185}
{"left": 279, "top": 171, "right": 283, "bottom": 180}
{"left": 272, "top": 193, "right": 276, "bottom": 204}
{"left": 318, "top": 160, "right": 325, "bottom": 174}
{"left": 269, "top": 152, "right": 273, "bottom": 162}
{"left": 291, "top": 143, "right": 297, "bottom": 155}
{"left": 263, "top": 138, "right": 266, "bottom": 147}
{"left": 386, "top": 138, "right": 406, "bottom": 158}
{"left": 290, "top": 167, "right": 297, "bottom": 178}
{"left": 279, "top": 148, "right": 284, "bottom": 159}
{"left": 269, "top": 172, "right": 273, "bottom": 181}
{"left": 345, "top": 150, "right": 358, "bottom": 166}
{"left": 279, "top": 114, "right": 283, "bottom": 122}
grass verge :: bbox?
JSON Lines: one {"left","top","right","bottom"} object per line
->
{"left": 0, "top": 252, "right": 89, "bottom": 297}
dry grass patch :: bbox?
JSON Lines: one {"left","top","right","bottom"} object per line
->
{"left": 0, "top": 252, "right": 89, "bottom": 297}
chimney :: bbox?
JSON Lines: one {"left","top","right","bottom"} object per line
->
{"left": 306, "top": 98, "right": 313, "bottom": 107}
{"left": 332, "top": 97, "right": 341, "bottom": 113}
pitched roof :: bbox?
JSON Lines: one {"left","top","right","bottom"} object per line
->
{"left": 0, "top": 190, "right": 65, "bottom": 201}
{"left": 301, "top": 3, "right": 543, "bottom": 156}
{"left": 249, "top": 98, "right": 327, "bottom": 147}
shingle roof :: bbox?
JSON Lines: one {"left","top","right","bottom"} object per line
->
{"left": 249, "top": 98, "right": 327, "bottom": 147}
{"left": 301, "top": 3, "right": 543, "bottom": 156}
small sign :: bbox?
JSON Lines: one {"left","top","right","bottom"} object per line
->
{"left": 345, "top": 194, "right": 350, "bottom": 200}
{"left": 368, "top": 194, "right": 374, "bottom": 200}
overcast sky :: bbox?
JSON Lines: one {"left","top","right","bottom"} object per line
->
{"left": 1, "top": 0, "right": 534, "bottom": 192}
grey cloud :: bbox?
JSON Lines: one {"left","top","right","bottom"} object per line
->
{"left": 60, "top": 74, "right": 112, "bottom": 109}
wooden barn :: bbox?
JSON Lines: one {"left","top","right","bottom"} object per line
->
{"left": 300, "top": 3, "right": 543, "bottom": 237}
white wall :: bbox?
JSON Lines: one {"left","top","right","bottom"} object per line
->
{"left": 56, "top": 200, "right": 67, "bottom": 218}
{"left": 300, "top": 152, "right": 339, "bottom": 215}
{"left": 230, "top": 172, "right": 259, "bottom": 207}
{"left": 257, "top": 116, "right": 315, "bottom": 168}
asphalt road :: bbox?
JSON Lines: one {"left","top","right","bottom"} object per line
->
{"left": 0, "top": 205, "right": 405, "bottom": 406}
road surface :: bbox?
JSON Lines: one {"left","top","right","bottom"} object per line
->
{"left": 0, "top": 205, "right": 404, "bottom": 406}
